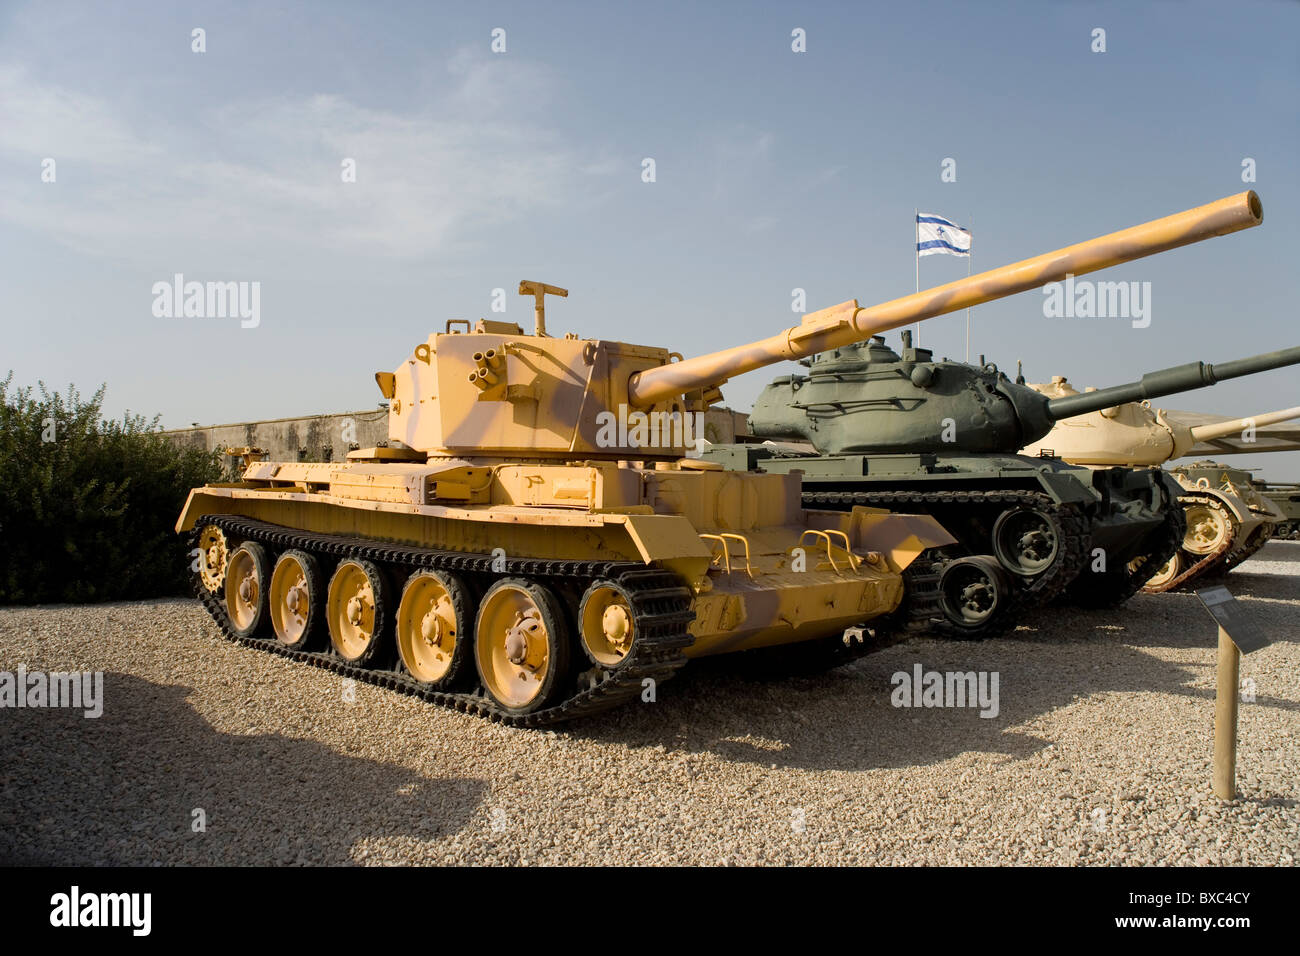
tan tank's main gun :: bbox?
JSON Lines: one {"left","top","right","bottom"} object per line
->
{"left": 384, "top": 191, "right": 1261, "bottom": 459}
{"left": 627, "top": 191, "right": 1262, "bottom": 407}
{"left": 1187, "top": 406, "right": 1300, "bottom": 445}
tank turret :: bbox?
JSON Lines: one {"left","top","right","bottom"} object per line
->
{"left": 1021, "top": 384, "right": 1300, "bottom": 466}
{"left": 750, "top": 340, "right": 1300, "bottom": 455}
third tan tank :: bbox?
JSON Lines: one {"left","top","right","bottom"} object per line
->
{"left": 1022, "top": 384, "right": 1300, "bottom": 590}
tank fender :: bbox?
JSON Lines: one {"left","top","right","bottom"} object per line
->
{"left": 826, "top": 507, "right": 956, "bottom": 573}
{"left": 176, "top": 488, "right": 236, "bottom": 533}
{"left": 1174, "top": 482, "right": 1253, "bottom": 524}
{"left": 618, "top": 513, "right": 712, "bottom": 581}
{"left": 1027, "top": 465, "right": 1102, "bottom": 506}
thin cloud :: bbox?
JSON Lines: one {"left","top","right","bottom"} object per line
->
{"left": 0, "top": 54, "right": 605, "bottom": 268}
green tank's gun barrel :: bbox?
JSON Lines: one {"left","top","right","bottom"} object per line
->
{"left": 1045, "top": 346, "right": 1300, "bottom": 421}
{"left": 627, "top": 191, "right": 1263, "bottom": 408}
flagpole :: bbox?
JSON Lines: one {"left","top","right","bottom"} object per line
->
{"left": 965, "top": 212, "right": 972, "bottom": 363}
{"left": 914, "top": 207, "right": 920, "bottom": 346}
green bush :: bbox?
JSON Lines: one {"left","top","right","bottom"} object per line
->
{"left": 0, "top": 373, "right": 223, "bottom": 604}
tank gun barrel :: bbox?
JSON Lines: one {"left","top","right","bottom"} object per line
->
{"left": 1187, "top": 405, "right": 1300, "bottom": 443}
{"left": 627, "top": 191, "right": 1262, "bottom": 407}
{"left": 1045, "top": 346, "right": 1300, "bottom": 421}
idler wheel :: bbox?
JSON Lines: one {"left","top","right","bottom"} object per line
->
{"left": 269, "top": 549, "right": 323, "bottom": 650}
{"left": 578, "top": 580, "right": 639, "bottom": 667}
{"left": 475, "top": 579, "right": 571, "bottom": 713}
{"left": 326, "top": 558, "right": 390, "bottom": 665}
{"left": 992, "top": 506, "right": 1061, "bottom": 577}
{"left": 396, "top": 570, "right": 473, "bottom": 688}
{"left": 197, "top": 524, "right": 229, "bottom": 593}
{"left": 224, "top": 541, "right": 270, "bottom": 639}
{"left": 937, "top": 555, "right": 1008, "bottom": 628}
{"left": 1183, "top": 501, "right": 1233, "bottom": 555}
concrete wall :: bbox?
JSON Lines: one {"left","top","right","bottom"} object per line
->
{"left": 163, "top": 410, "right": 391, "bottom": 463}
{"left": 163, "top": 406, "right": 749, "bottom": 463}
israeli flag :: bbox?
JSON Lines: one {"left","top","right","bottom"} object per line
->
{"left": 916, "top": 213, "right": 971, "bottom": 257}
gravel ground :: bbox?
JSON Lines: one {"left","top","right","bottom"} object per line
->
{"left": 2, "top": 541, "right": 1297, "bottom": 866}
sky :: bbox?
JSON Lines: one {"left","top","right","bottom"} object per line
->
{"left": 2, "top": 0, "right": 1299, "bottom": 477}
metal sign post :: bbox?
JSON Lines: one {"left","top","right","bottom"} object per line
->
{"left": 1195, "top": 585, "right": 1272, "bottom": 800}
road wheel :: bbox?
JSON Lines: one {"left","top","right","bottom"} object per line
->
{"left": 937, "top": 555, "right": 1007, "bottom": 631}
{"left": 196, "top": 524, "right": 229, "bottom": 593}
{"left": 1142, "top": 552, "right": 1183, "bottom": 592}
{"left": 475, "top": 578, "right": 571, "bottom": 713}
{"left": 225, "top": 541, "right": 270, "bottom": 639}
{"left": 578, "top": 580, "right": 639, "bottom": 667}
{"left": 327, "top": 558, "right": 390, "bottom": 666}
{"left": 1184, "top": 501, "right": 1233, "bottom": 555}
{"left": 396, "top": 569, "right": 473, "bottom": 688}
{"left": 269, "top": 549, "right": 324, "bottom": 650}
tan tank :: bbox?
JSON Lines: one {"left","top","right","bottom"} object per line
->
{"left": 1165, "top": 460, "right": 1289, "bottom": 578}
{"left": 176, "top": 191, "right": 1263, "bottom": 725}
{"left": 1022, "top": 379, "right": 1299, "bottom": 591}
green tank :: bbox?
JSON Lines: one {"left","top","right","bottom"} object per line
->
{"left": 705, "top": 339, "right": 1300, "bottom": 636}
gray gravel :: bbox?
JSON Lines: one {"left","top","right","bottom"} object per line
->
{"left": 2, "top": 542, "right": 1297, "bottom": 866}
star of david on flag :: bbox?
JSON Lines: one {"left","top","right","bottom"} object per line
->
{"left": 916, "top": 213, "right": 971, "bottom": 257}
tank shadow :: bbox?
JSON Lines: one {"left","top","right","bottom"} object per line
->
{"left": 562, "top": 583, "right": 1296, "bottom": 771}
{"left": 1215, "top": 568, "right": 1300, "bottom": 602}
{"left": 1015, "top": 585, "right": 1298, "bottom": 646}
{"left": 561, "top": 636, "right": 1196, "bottom": 772}
{"left": 0, "top": 673, "right": 485, "bottom": 865}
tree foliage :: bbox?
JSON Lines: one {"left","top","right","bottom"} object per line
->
{"left": 0, "top": 373, "right": 223, "bottom": 604}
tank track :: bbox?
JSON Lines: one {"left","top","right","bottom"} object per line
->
{"left": 1141, "top": 492, "right": 1237, "bottom": 593}
{"left": 189, "top": 515, "right": 696, "bottom": 727}
{"left": 1065, "top": 500, "right": 1187, "bottom": 609}
{"left": 898, "top": 555, "right": 944, "bottom": 634}
{"left": 802, "top": 488, "right": 1089, "bottom": 612}
{"left": 1216, "top": 521, "right": 1275, "bottom": 574}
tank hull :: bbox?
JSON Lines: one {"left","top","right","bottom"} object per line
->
{"left": 1258, "top": 483, "right": 1300, "bottom": 538}
{"left": 179, "top": 457, "right": 953, "bottom": 723}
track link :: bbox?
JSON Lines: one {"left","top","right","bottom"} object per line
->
{"left": 1142, "top": 493, "right": 1237, "bottom": 593}
{"left": 1067, "top": 500, "right": 1187, "bottom": 608}
{"left": 1217, "top": 521, "right": 1275, "bottom": 574}
{"left": 190, "top": 515, "right": 695, "bottom": 727}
